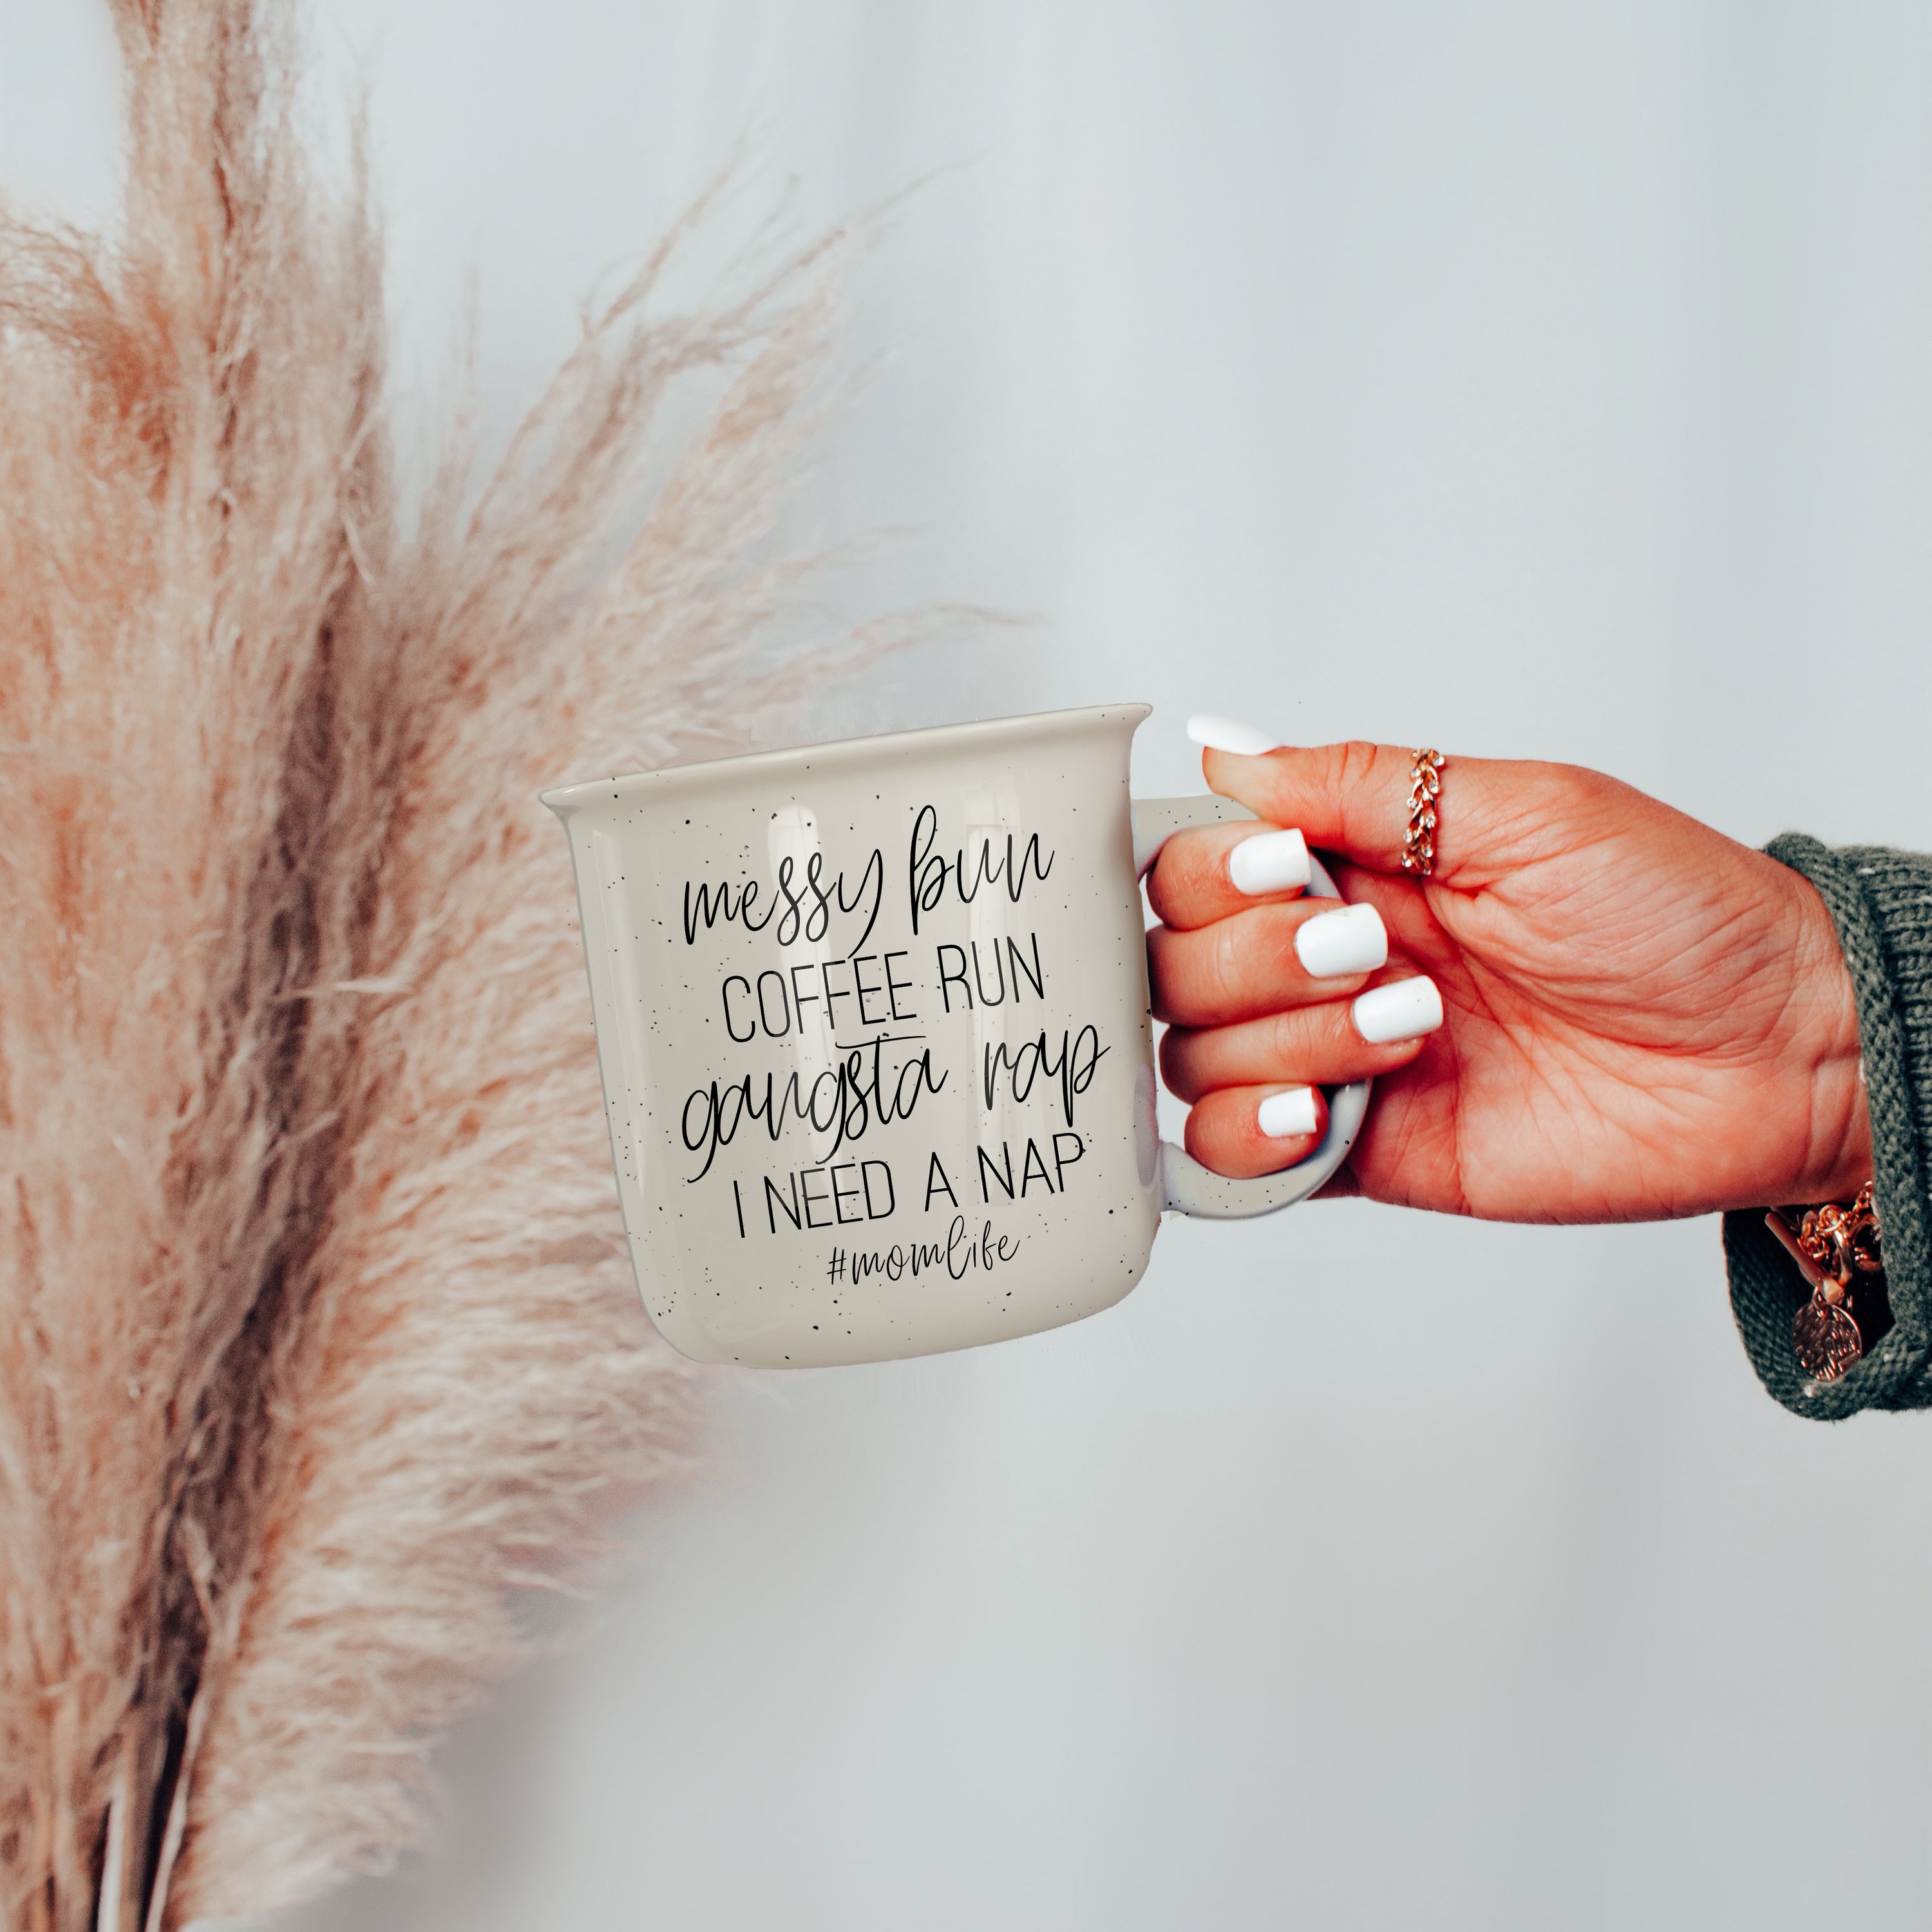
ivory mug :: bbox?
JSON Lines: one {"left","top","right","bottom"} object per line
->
{"left": 542, "top": 704, "right": 1368, "bottom": 1367}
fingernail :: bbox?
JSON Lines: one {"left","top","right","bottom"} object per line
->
{"left": 1293, "top": 902, "right": 1387, "bottom": 979}
{"left": 1257, "top": 1085, "right": 1320, "bottom": 1139}
{"left": 1187, "top": 714, "right": 1283, "bottom": 757}
{"left": 1228, "top": 828, "right": 1311, "bottom": 895}
{"left": 1353, "top": 976, "right": 1444, "bottom": 1045}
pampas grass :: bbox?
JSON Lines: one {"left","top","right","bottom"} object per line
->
{"left": 0, "top": 1, "right": 864, "bottom": 1923}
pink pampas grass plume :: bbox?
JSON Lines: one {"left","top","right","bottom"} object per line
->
{"left": 0, "top": 0, "right": 868, "bottom": 1923}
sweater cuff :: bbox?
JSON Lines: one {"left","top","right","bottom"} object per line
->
{"left": 1723, "top": 835, "right": 1932, "bottom": 1417}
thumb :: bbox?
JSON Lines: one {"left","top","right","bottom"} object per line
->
{"left": 1184, "top": 717, "right": 1553, "bottom": 887}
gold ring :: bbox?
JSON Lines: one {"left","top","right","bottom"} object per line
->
{"left": 1401, "top": 750, "right": 1445, "bottom": 876}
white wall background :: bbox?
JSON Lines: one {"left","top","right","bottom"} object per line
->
{"left": 6, "top": 3, "right": 1932, "bottom": 1927}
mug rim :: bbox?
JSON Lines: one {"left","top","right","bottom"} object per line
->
{"left": 538, "top": 701, "right": 1153, "bottom": 817}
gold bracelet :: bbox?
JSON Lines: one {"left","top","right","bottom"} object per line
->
{"left": 1765, "top": 1182, "right": 1883, "bottom": 1384}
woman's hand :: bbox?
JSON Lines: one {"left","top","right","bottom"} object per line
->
{"left": 1146, "top": 728, "right": 1872, "bottom": 1221}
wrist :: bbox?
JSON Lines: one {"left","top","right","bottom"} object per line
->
{"left": 1784, "top": 871, "right": 1873, "bottom": 1205}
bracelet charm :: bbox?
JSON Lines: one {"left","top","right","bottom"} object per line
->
{"left": 1767, "top": 1182, "right": 1883, "bottom": 1384}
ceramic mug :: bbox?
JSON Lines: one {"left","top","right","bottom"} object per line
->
{"left": 543, "top": 703, "right": 1369, "bottom": 1367}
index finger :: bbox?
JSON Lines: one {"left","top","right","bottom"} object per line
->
{"left": 1146, "top": 821, "right": 1313, "bottom": 931}
{"left": 1184, "top": 717, "right": 1575, "bottom": 887}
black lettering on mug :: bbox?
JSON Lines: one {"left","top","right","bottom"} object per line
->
{"left": 981, "top": 1023, "right": 1109, "bottom": 1124}
{"left": 924, "top": 1153, "right": 960, "bottom": 1210}
{"left": 721, "top": 974, "right": 757, "bottom": 1043}
{"left": 908, "top": 804, "right": 1056, "bottom": 936}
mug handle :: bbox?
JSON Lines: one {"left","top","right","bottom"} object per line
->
{"left": 1132, "top": 795, "right": 1373, "bottom": 1219}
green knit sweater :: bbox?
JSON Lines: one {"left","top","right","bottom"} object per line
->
{"left": 1724, "top": 835, "right": 1932, "bottom": 1418}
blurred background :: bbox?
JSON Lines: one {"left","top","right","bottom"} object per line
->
{"left": 6, "top": 3, "right": 1932, "bottom": 1926}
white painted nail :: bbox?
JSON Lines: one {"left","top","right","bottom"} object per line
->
{"left": 1257, "top": 1085, "right": 1320, "bottom": 1139}
{"left": 1187, "top": 714, "right": 1283, "bottom": 757}
{"left": 1353, "top": 976, "right": 1444, "bottom": 1045}
{"left": 1228, "top": 828, "right": 1311, "bottom": 896}
{"left": 1293, "top": 902, "right": 1387, "bottom": 979}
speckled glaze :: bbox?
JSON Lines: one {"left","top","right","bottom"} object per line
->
{"left": 543, "top": 705, "right": 1365, "bottom": 1367}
